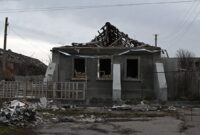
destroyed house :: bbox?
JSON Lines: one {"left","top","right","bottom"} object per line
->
{"left": 52, "top": 22, "right": 161, "bottom": 102}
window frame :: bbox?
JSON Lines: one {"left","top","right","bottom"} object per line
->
{"left": 97, "top": 57, "right": 112, "bottom": 80}
{"left": 72, "top": 57, "right": 87, "bottom": 80}
{"left": 124, "top": 57, "right": 140, "bottom": 81}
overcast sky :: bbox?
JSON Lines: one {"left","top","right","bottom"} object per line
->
{"left": 0, "top": 0, "right": 199, "bottom": 64}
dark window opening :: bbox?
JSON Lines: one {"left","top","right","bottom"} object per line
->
{"left": 126, "top": 59, "right": 138, "bottom": 79}
{"left": 99, "top": 59, "right": 111, "bottom": 78}
{"left": 195, "top": 61, "right": 200, "bottom": 68}
{"left": 74, "top": 58, "right": 85, "bottom": 78}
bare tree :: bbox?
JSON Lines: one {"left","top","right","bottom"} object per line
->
{"left": 176, "top": 49, "right": 195, "bottom": 71}
{"left": 176, "top": 49, "right": 195, "bottom": 98}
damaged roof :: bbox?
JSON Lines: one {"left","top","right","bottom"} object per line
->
{"left": 53, "top": 22, "right": 161, "bottom": 53}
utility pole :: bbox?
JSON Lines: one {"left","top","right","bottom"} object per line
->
{"left": 154, "top": 34, "right": 158, "bottom": 47}
{"left": 3, "top": 17, "right": 8, "bottom": 50}
{"left": 3, "top": 17, "right": 9, "bottom": 79}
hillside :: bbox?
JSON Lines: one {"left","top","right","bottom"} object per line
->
{"left": 0, "top": 49, "right": 47, "bottom": 80}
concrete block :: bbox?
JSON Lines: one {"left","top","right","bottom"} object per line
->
{"left": 44, "top": 62, "right": 56, "bottom": 82}
{"left": 112, "top": 64, "right": 121, "bottom": 101}
{"left": 155, "top": 62, "right": 168, "bottom": 102}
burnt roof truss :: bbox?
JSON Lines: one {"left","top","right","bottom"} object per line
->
{"left": 91, "top": 22, "right": 148, "bottom": 48}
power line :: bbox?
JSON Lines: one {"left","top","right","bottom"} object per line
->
{"left": 0, "top": 0, "right": 21, "bottom": 1}
{"left": 171, "top": 8, "right": 200, "bottom": 45}
{"left": 161, "top": 1, "right": 200, "bottom": 49}
{"left": 9, "top": 26, "right": 51, "bottom": 55}
{"left": 9, "top": 25, "right": 63, "bottom": 57}
{"left": 11, "top": 24, "right": 67, "bottom": 46}
{"left": 9, "top": 27, "right": 53, "bottom": 63}
{"left": 0, "top": 0, "right": 194, "bottom": 13}
{"left": 163, "top": 2, "right": 200, "bottom": 41}
{"left": 161, "top": 1, "right": 198, "bottom": 40}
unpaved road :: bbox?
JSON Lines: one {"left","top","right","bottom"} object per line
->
{"left": 181, "top": 108, "right": 200, "bottom": 135}
{"left": 35, "top": 117, "right": 183, "bottom": 135}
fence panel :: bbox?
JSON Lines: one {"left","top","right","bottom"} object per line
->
{"left": 165, "top": 71, "right": 200, "bottom": 99}
{"left": 0, "top": 81, "right": 86, "bottom": 100}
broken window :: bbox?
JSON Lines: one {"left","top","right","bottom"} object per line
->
{"left": 195, "top": 61, "right": 200, "bottom": 68}
{"left": 98, "top": 59, "right": 111, "bottom": 79}
{"left": 126, "top": 59, "right": 139, "bottom": 79}
{"left": 73, "top": 58, "right": 86, "bottom": 78}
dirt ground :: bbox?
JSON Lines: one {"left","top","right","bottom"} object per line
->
{"left": 35, "top": 116, "right": 182, "bottom": 135}
{"left": 33, "top": 107, "right": 200, "bottom": 135}
{"left": 180, "top": 108, "right": 200, "bottom": 135}
{"left": 1, "top": 103, "right": 200, "bottom": 135}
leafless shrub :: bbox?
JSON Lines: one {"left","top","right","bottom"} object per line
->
{"left": 176, "top": 49, "right": 195, "bottom": 71}
{"left": 176, "top": 49, "right": 195, "bottom": 98}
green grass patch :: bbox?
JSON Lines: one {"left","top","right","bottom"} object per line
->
{"left": 0, "top": 125, "right": 22, "bottom": 135}
{"left": 0, "top": 125, "right": 34, "bottom": 135}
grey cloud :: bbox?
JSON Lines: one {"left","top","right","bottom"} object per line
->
{"left": 0, "top": 0, "right": 199, "bottom": 57}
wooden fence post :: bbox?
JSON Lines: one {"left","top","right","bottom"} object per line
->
{"left": 2, "top": 82, "right": 5, "bottom": 98}
{"left": 53, "top": 82, "right": 56, "bottom": 99}
{"left": 83, "top": 83, "right": 86, "bottom": 100}
{"left": 24, "top": 81, "right": 27, "bottom": 99}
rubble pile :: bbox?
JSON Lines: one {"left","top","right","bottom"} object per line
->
{"left": 112, "top": 101, "right": 177, "bottom": 112}
{"left": 0, "top": 100, "right": 37, "bottom": 127}
{"left": 48, "top": 114, "right": 103, "bottom": 123}
{"left": 0, "top": 98, "right": 179, "bottom": 127}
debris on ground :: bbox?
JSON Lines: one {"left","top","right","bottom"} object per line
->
{"left": 0, "top": 98, "right": 181, "bottom": 128}
{"left": 10, "top": 100, "right": 25, "bottom": 108}
{"left": 57, "top": 115, "right": 103, "bottom": 123}
{"left": 39, "top": 97, "right": 48, "bottom": 109}
{"left": 112, "top": 104, "right": 132, "bottom": 110}
{"left": 111, "top": 103, "right": 158, "bottom": 112}
{"left": 111, "top": 101, "right": 178, "bottom": 112}
{"left": 51, "top": 105, "right": 59, "bottom": 111}
{"left": 168, "top": 106, "right": 176, "bottom": 111}
{"left": 0, "top": 100, "right": 38, "bottom": 127}
{"left": 78, "top": 115, "right": 103, "bottom": 123}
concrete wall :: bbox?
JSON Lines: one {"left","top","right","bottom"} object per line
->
{"left": 159, "top": 58, "right": 178, "bottom": 99}
{"left": 53, "top": 51, "right": 160, "bottom": 102}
